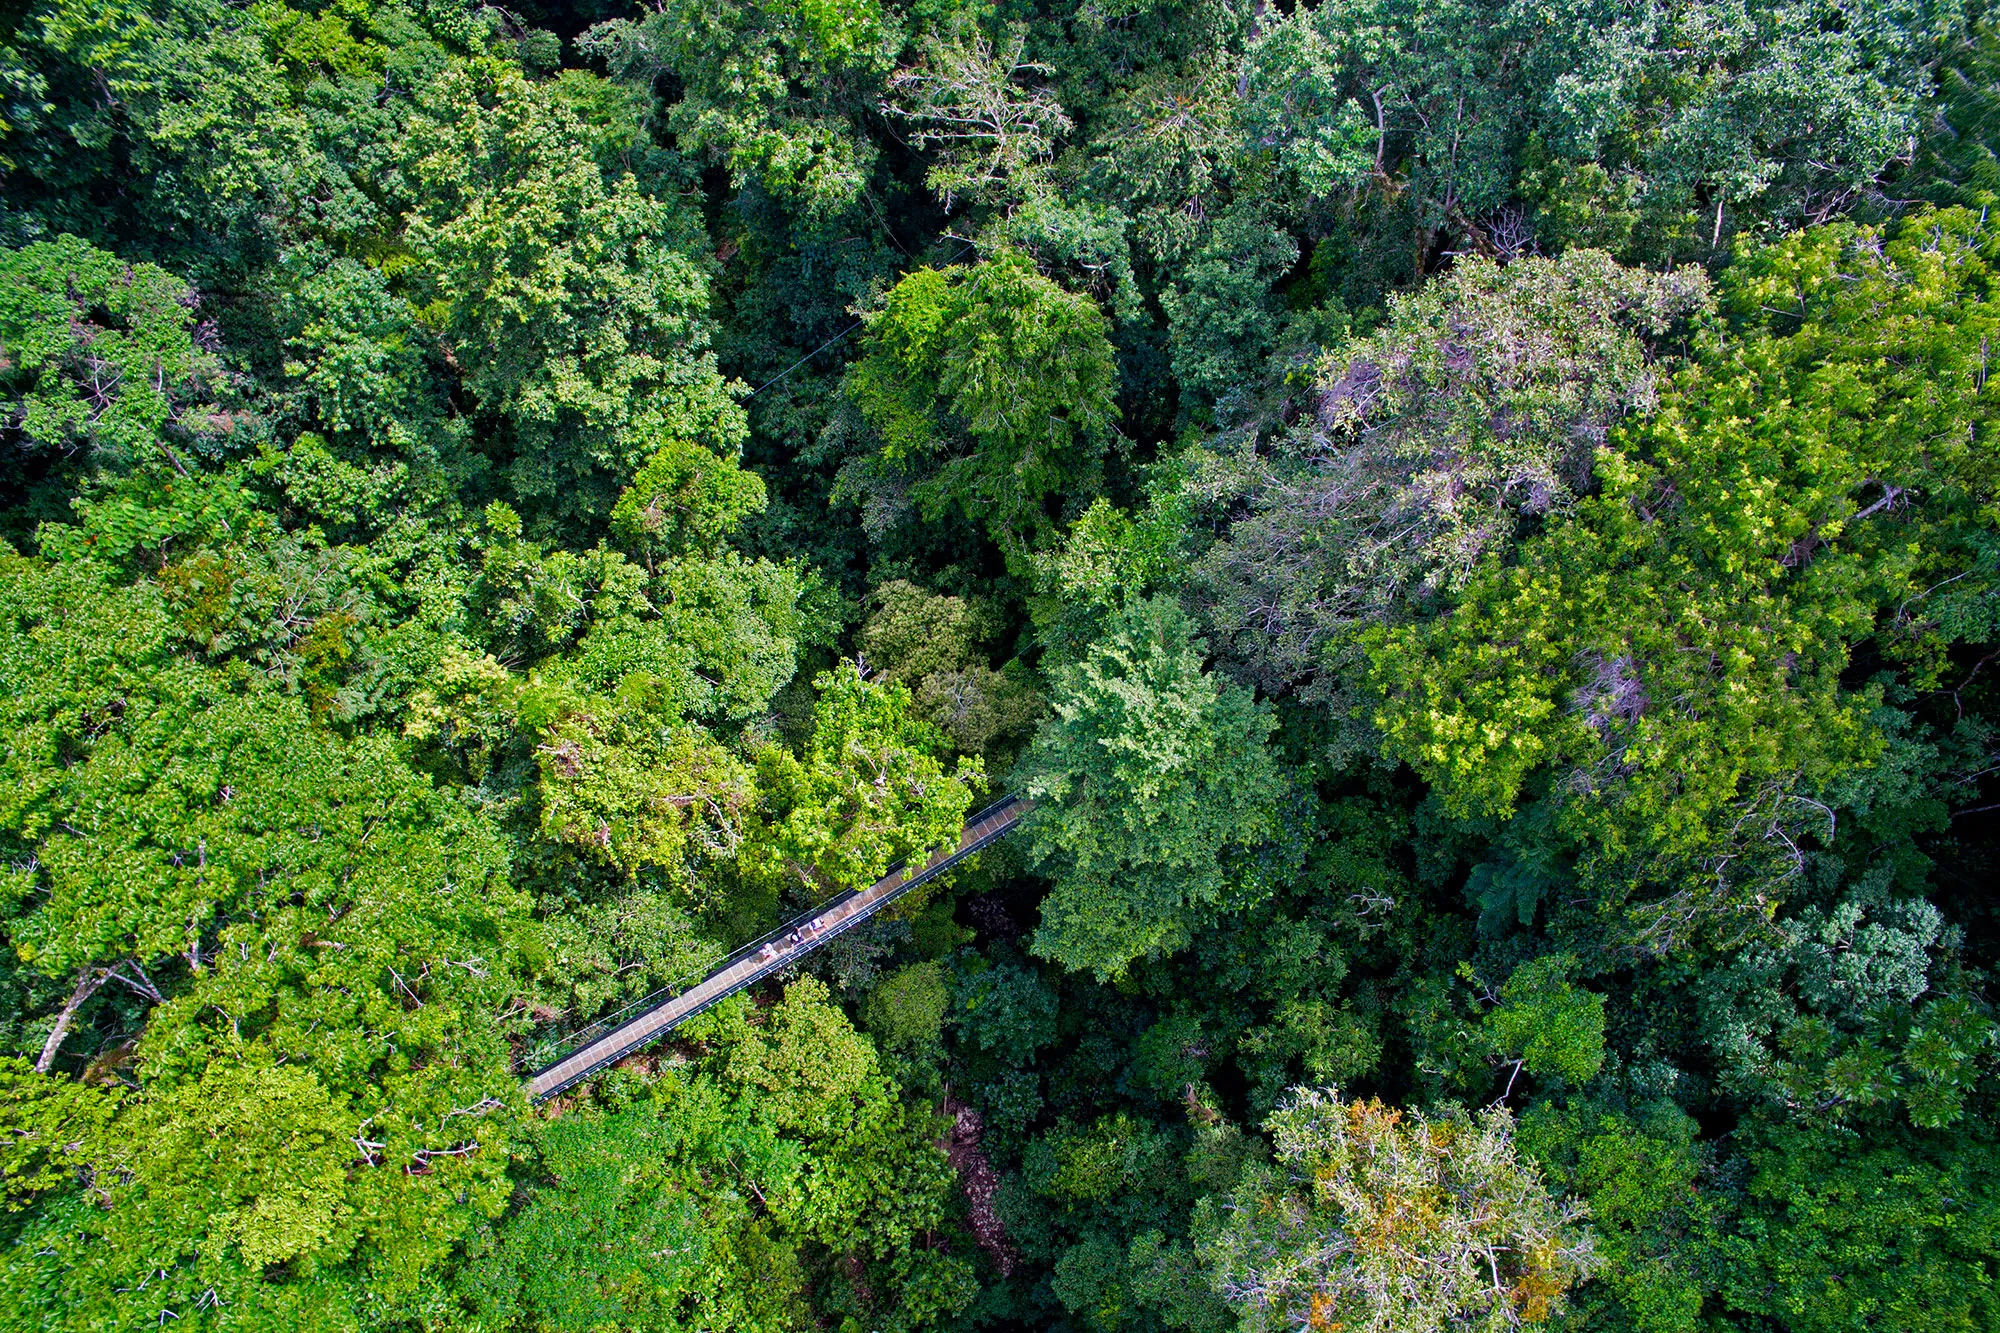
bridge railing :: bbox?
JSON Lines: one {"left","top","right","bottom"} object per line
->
{"left": 522, "top": 795, "right": 1025, "bottom": 1083}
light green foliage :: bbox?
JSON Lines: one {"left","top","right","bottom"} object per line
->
{"left": 413, "top": 527, "right": 808, "bottom": 899}
{"left": 534, "top": 701, "right": 757, "bottom": 888}
{"left": 1482, "top": 955, "right": 1608, "bottom": 1089}
{"left": 400, "top": 62, "right": 744, "bottom": 522}
{"left": 461, "top": 505, "right": 807, "bottom": 721}
{"left": 842, "top": 248, "right": 1119, "bottom": 558}
{"left": 116, "top": 1064, "right": 357, "bottom": 1270}
{"left": 863, "top": 959, "right": 952, "bottom": 1057}
{"left": 470, "top": 979, "right": 968, "bottom": 1332}
{"left": 751, "top": 663, "right": 982, "bottom": 894}
{"left": 610, "top": 435, "right": 769, "bottom": 562}
{"left": 0, "top": 550, "right": 528, "bottom": 1326}
{"left": 0, "top": 553, "right": 517, "bottom": 987}
{"left": 1027, "top": 1111, "right": 1183, "bottom": 1211}
{"left": 2, "top": 1070, "right": 424, "bottom": 1327}
{"left": 580, "top": 0, "right": 894, "bottom": 218}
{"left": 269, "top": 252, "right": 447, "bottom": 514}
{"left": 464, "top": 1094, "right": 807, "bottom": 1333}
{"left": 413, "top": 535, "right": 807, "bottom": 899}
{"left": 1367, "top": 211, "right": 2000, "bottom": 949}
{"left": 565, "top": 551, "right": 807, "bottom": 722}
{"left": 1197, "top": 1089, "right": 1596, "bottom": 1333}
{"left": 1019, "top": 596, "right": 1285, "bottom": 978}
{"left": 1518, "top": 1100, "right": 1713, "bottom": 1333}
{"left": 0, "top": 1058, "right": 118, "bottom": 1209}
{"left": 861, "top": 579, "right": 977, "bottom": 682}
{"left": 721, "top": 978, "right": 957, "bottom": 1251}
{"left": 534, "top": 888, "right": 719, "bottom": 1026}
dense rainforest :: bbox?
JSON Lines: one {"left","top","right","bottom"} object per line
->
{"left": 1, "top": 0, "right": 1997, "bottom": 1329}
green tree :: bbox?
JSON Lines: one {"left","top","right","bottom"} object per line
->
{"left": 841, "top": 248, "right": 1119, "bottom": 560}
{"left": 1196, "top": 249, "right": 1711, "bottom": 714}
{"left": 1717, "top": 1124, "right": 2000, "bottom": 1332}
{"left": 0, "top": 234, "right": 242, "bottom": 544}
{"left": 1018, "top": 596, "right": 1285, "bottom": 978}
{"left": 750, "top": 663, "right": 982, "bottom": 896}
{"left": 863, "top": 959, "right": 952, "bottom": 1059}
{"left": 1697, "top": 891, "right": 1996, "bottom": 1128}
{"left": 580, "top": 0, "right": 896, "bottom": 220}
{"left": 1543, "top": 1, "right": 1957, "bottom": 254}
{"left": 1158, "top": 202, "right": 1310, "bottom": 418}
{"left": 1241, "top": 0, "right": 1956, "bottom": 272}
{"left": 1481, "top": 955, "right": 1609, "bottom": 1093}
{"left": 1366, "top": 210, "right": 2000, "bottom": 950}
{"left": 1517, "top": 1099, "right": 1715, "bottom": 1333}
{"left": 2, "top": 0, "right": 312, "bottom": 270}
{"left": 469, "top": 979, "right": 970, "bottom": 1332}
{"left": 399, "top": 62, "right": 744, "bottom": 525}
{"left": 0, "top": 549, "right": 529, "bottom": 1327}
{"left": 0, "top": 1058, "right": 118, "bottom": 1210}
{"left": 0, "top": 235, "right": 227, "bottom": 471}
{"left": 859, "top": 580, "right": 1042, "bottom": 759}
{"left": 1907, "top": 10, "right": 2000, "bottom": 207}
{"left": 884, "top": 17, "right": 1072, "bottom": 212}
{"left": 610, "top": 435, "right": 769, "bottom": 563}
{"left": 532, "top": 698, "right": 758, "bottom": 891}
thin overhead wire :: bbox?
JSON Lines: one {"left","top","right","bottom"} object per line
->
{"left": 745, "top": 241, "right": 978, "bottom": 398}
{"left": 747, "top": 317, "right": 867, "bottom": 396}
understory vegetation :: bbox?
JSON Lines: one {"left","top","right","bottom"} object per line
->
{"left": 1, "top": 0, "right": 1997, "bottom": 1329}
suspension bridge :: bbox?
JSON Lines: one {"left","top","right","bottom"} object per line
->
{"left": 525, "top": 795, "right": 1029, "bottom": 1102}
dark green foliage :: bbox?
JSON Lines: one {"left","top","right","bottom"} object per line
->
{"left": 1717, "top": 1124, "right": 2000, "bottom": 1332}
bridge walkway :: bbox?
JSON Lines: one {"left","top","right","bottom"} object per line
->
{"left": 526, "top": 795, "right": 1028, "bottom": 1103}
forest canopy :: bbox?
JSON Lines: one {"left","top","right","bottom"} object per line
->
{"left": 0, "top": 1, "right": 1996, "bottom": 1331}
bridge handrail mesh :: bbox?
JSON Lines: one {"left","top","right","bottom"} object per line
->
{"left": 523, "top": 795, "right": 1024, "bottom": 1086}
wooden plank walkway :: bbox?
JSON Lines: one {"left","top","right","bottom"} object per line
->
{"left": 525, "top": 795, "right": 1028, "bottom": 1103}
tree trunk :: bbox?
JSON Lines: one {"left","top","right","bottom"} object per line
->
{"left": 36, "top": 965, "right": 110, "bottom": 1074}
